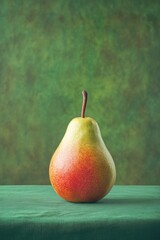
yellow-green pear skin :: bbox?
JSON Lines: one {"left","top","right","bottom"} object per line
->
{"left": 49, "top": 91, "right": 116, "bottom": 202}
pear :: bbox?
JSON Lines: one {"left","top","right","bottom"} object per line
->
{"left": 49, "top": 91, "right": 116, "bottom": 202}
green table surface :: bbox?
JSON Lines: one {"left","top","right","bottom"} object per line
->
{"left": 0, "top": 185, "right": 159, "bottom": 240}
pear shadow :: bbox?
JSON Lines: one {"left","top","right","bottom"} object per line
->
{"left": 65, "top": 198, "right": 159, "bottom": 205}
{"left": 66, "top": 198, "right": 159, "bottom": 205}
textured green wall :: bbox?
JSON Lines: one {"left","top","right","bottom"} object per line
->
{"left": 0, "top": 0, "right": 160, "bottom": 185}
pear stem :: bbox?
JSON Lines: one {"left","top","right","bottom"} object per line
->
{"left": 81, "top": 90, "right": 88, "bottom": 118}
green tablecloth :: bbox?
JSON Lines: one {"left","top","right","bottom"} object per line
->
{"left": 0, "top": 185, "right": 159, "bottom": 240}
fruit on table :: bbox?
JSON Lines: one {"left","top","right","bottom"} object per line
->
{"left": 49, "top": 90, "right": 116, "bottom": 202}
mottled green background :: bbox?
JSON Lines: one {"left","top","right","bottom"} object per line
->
{"left": 0, "top": 0, "right": 160, "bottom": 185}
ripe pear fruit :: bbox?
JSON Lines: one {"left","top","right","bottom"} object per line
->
{"left": 49, "top": 91, "right": 116, "bottom": 202}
